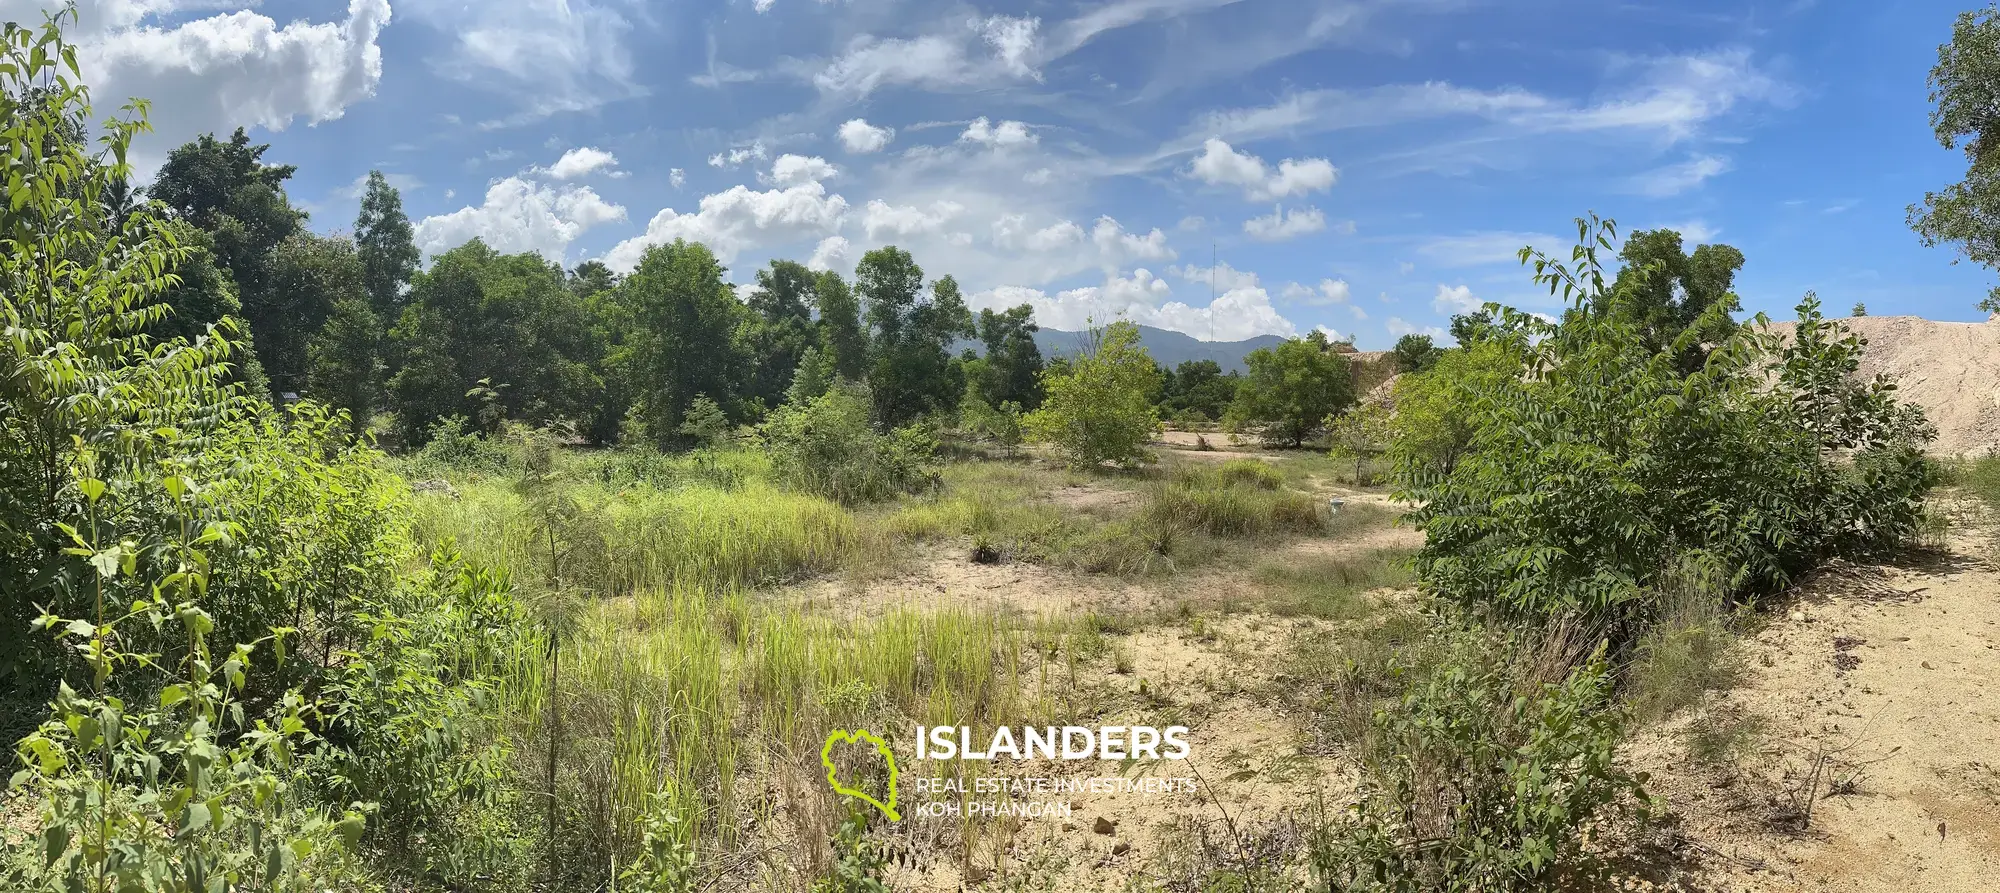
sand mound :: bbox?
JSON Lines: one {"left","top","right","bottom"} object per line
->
{"left": 1767, "top": 315, "right": 2000, "bottom": 456}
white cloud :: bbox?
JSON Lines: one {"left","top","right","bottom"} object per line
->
{"left": 1091, "top": 216, "right": 1174, "bottom": 263}
{"left": 980, "top": 15, "right": 1041, "bottom": 79}
{"left": 605, "top": 181, "right": 849, "bottom": 271}
{"left": 1168, "top": 262, "right": 1260, "bottom": 292}
{"left": 1626, "top": 154, "right": 1730, "bottom": 197}
{"left": 766, "top": 154, "right": 839, "bottom": 187}
{"left": 813, "top": 16, "right": 1044, "bottom": 97}
{"left": 1185, "top": 139, "right": 1337, "bottom": 202}
{"left": 1281, "top": 278, "right": 1350, "bottom": 306}
{"left": 27, "top": 0, "right": 392, "bottom": 172}
{"left": 1388, "top": 317, "right": 1448, "bottom": 339}
{"left": 754, "top": 0, "right": 775, "bottom": 12}
{"left": 1243, "top": 205, "right": 1326, "bottom": 241}
{"left": 960, "top": 117, "right": 1038, "bottom": 149}
{"left": 399, "top": 0, "right": 640, "bottom": 122}
{"left": 838, "top": 118, "right": 895, "bottom": 153}
{"left": 708, "top": 142, "right": 769, "bottom": 169}
{"left": 807, "top": 236, "right": 851, "bottom": 272}
{"left": 547, "top": 146, "right": 621, "bottom": 180}
{"left": 1398, "top": 261, "right": 1415, "bottom": 274}
{"left": 415, "top": 177, "right": 627, "bottom": 263}
{"left": 974, "top": 269, "right": 1297, "bottom": 341}
{"left": 333, "top": 171, "right": 422, "bottom": 200}
{"left": 1417, "top": 231, "right": 1563, "bottom": 267}
{"left": 863, "top": 199, "right": 966, "bottom": 240}
{"left": 670, "top": 168, "right": 687, "bottom": 189}
{"left": 1659, "top": 220, "right": 1719, "bottom": 242}
{"left": 1432, "top": 284, "right": 1481, "bottom": 315}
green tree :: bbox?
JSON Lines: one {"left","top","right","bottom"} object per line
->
{"left": 737, "top": 259, "right": 820, "bottom": 410}
{"left": 1157, "top": 359, "right": 1238, "bottom": 421}
{"left": 389, "top": 241, "right": 600, "bottom": 441}
{"left": 1910, "top": 4, "right": 2000, "bottom": 313}
{"left": 1386, "top": 339, "right": 1524, "bottom": 479}
{"left": 814, "top": 269, "right": 869, "bottom": 380}
{"left": 1449, "top": 309, "right": 1500, "bottom": 346}
{"left": 974, "top": 303, "right": 1045, "bottom": 409}
{"left": 569, "top": 260, "right": 628, "bottom": 444}
{"left": 308, "top": 296, "right": 383, "bottom": 435}
{"left": 1228, "top": 337, "right": 1356, "bottom": 447}
{"left": 1024, "top": 321, "right": 1161, "bottom": 469}
{"left": 1852, "top": 301, "right": 1868, "bottom": 317}
{"left": 1391, "top": 333, "right": 1443, "bottom": 373}
{"left": 857, "top": 247, "right": 973, "bottom": 428}
{"left": 355, "top": 170, "right": 419, "bottom": 328}
{"left": 615, "top": 239, "right": 748, "bottom": 448}
{"left": 1608, "top": 228, "right": 1745, "bottom": 374}
{"left": 262, "top": 232, "right": 364, "bottom": 398}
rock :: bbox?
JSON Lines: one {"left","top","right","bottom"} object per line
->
{"left": 1789, "top": 610, "right": 1806, "bottom": 622}
{"left": 1111, "top": 841, "right": 1131, "bottom": 856}
{"left": 1093, "top": 816, "right": 1116, "bottom": 835}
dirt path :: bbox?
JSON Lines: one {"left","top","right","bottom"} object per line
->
{"left": 1640, "top": 506, "right": 2000, "bottom": 891}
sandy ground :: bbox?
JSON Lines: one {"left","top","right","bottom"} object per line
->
{"left": 1766, "top": 315, "right": 2000, "bottom": 456}
{"left": 1631, "top": 501, "right": 2000, "bottom": 892}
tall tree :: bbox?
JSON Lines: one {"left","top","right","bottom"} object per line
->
{"left": 355, "top": 170, "right": 419, "bottom": 327}
{"left": 737, "top": 260, "right": 819, "bottom": 411}
{"left": 308, "top": 297, "right": 383, "bottom": 435}
{"left": 1608, "top": 229, "right": 1744, "bottom": 374}
{"left": 389, "top": 241, "right": 600, "bottom": 442}
{"left": 570, "top": 261, "right": 628, "bottom": 444}
{"left": 1228, "top": 337, "right": 1356, "bottom": 447}
{"left": 858, "top": 247, "right": 973, "bottom": 428}
{"left": 262, "top": 233, "right": 365, "bottom": 397}
{"left": 975, "top": 304, "right": 1045, "bottom": 410}
{"left": 614, "top": 239, "right": 748, "bottom": 447}
{"left": 149, "top": 127, "right": 308, "bottom": 398}
{"left": 814, "top": 270, "right": 869, "bottom": 380}
{"left": 1159, "top": 359, "right": 1237, "bottom": 421}
{"left": 1023, "top": 321, "right": 1161, "bottom": 469}
{"left": 1911, "top": 4, "right": 2000, "bottom": 313}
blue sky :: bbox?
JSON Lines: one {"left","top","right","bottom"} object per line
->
{"left": 11, "top": 0, "right": 1994, "bottom": 345}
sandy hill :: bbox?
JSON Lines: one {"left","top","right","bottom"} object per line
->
{"left": 1768, "top": 315, "right": 2000, "bottom": 456}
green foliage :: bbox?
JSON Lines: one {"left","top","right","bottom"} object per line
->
{"left": 1024, "top": 320, "right": 1160, "bottom": 469}
{"left": 677, "top": 396, "right": 729, "bottom": 448}
{"left": 1143, "top": 464, "right": 1323, "bottom": 538}
{"left": 811, "top": 812, "right": 889, "bottom": 893}
{"left": 1227, "top": 337, "right": 1355, "bottom": 447}
{"left": 1311, "top": 639, "right": 1651, "bottom": 892}
{"left": 1384, "top": 339, "right": 1522, "bottom": 480}
{"left": 388, "top": 240, "right": 600, "bottom": 442}
{"left": 958, "top": 388, "right": 1024, "bottom": 454}
{"left": 613, "top": 240, "right": 748, "bottom": 448}
{"left": 1608, "top": 229, "right": 1745, "bottom": 375}
{"left": 1397, "top": 216, "right": 1940, "bottom": 630}
{"left": 308, "top": 296, "right": 382, "bottom": 435}
{"left": 354, "top": 171, "right": 419, "bottom": 328}
{"left": 974, "top": 303, "right": 1045, "bottom": 410}
{"left": 1910, "top": 4, "right": 2000, "bottom": 312}
{"left": 858, "top": 247, "right": 973, "bottom": 428}
{"left": 1156, "top": 359, "right": 1238, "bottom": 421}
{"left": 762, "top": 383, "right": 939, "bottom": 504}
{"left": 736, "top": 260, "right": 820, "bottom": 410}
{"left": 1852, "top": 301, "right": 1868, "bottom": 317}
{"left": 1390, "top": 334, "right": 1442, "bottom": 373}
{"left": 813, "top": 270, "right": 870, "bottom": 381}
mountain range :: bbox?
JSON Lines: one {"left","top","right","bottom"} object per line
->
{"left": 953, "top": 325, "right": 1289, "bottom": 373}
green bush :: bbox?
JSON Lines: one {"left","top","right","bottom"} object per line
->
{"left": 1311, "top": 638, "right": 1651, "bottom": 892}
{"left": 1024, "top": 321, "right": 1160, "bottom": 469}
{"left": 1214, "top": 458, "right": 1284, "bottom": 490}
{"left": 1226, "top": 337, "right": 1356, "bottom": 447}
{"left": 762, "top": 382, "right": 939, "bottom": 504}
{"left": 1396, "top": 216, "right": 1939, "bottom": 632}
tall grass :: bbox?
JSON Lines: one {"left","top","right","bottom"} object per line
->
{"left": 498, "top": 585, "right": 1069, "bottom": 886}
{"left": 411, "top": 478, "right": 856, "bottom": 592}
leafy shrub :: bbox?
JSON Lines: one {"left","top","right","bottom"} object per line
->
{"left": 1311, "top": 638, "right": 1651, "bottom": 892}
{"left": 1396, "top": 216, "right": 1939, "bottom": 633}
{"left": 1226, "top": 337, "right": 1356, "bottom": 447}
{"left": 1024, "top": 321, "right": 1161, "bottom": 469}
{"left": 763, "top": 382, "right": 939, "bottom": 504}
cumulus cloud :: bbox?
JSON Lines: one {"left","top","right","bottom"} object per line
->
{"left": 974, "top": 270, "right": 1296, "bottom": 341}
{"left": 546, "top": 147, "right": 621, "bottom": 180}
{"left": 398, "top": 0, "right": 640, "bottom": 121}
{"left": 807, "top": 236, "right": 851, "bottom": 272}
{"left": 766, "top": 154, "right": 839, "bottom": 187}
{"left": 980, "top": 14, "right": 1041, "bottom": 79}
{"left": 863, "top": 199, "right": 966, "bottom": 240}
{"left": 1389, "top": 317, "right": 1448, "bottom": 339}
{"left": 838, "top": 118, "right": 895, "bottom": 153}
{"left": 669, "top": 168, "right": 686, "bottom": 189}
{"left": 960, "top": 117, "right": 1038, "bottom": 149}
{"left": 1282, "top": 278, "right": 1350, "bottom": 306}
{"left": 1432, "top": 284, "right": 1481, "bottom": 315}
{"left": 1168, "top": 262, "right": 1260, "bottom": 292}
{"left": 708, "top": 142, "right": 769, "bottom": 169}
{"left": 605, "top": 180, "right": 849, "bottom": 271}
{"left": 11, "top": 0, "right": 392, "bottom": 172}
{"left": 415, "top": 177, "right": 627, "bottom": 263}
{"left": 1091, "top": 216, "right": 1173, "bottom": 263}
{"left": 1186, "top": 139, "right": 1337, "bottom": 202}
{"left": 1243, "top": 205, "right": 1326, "bottom": 241}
